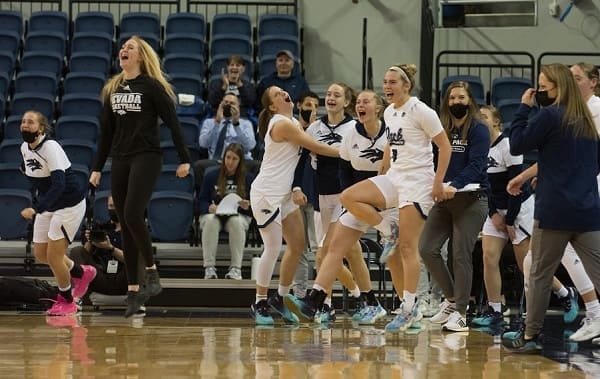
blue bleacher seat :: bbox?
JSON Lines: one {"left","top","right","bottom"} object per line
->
{"left": 163, "top": 53, "right": 205, "bottom": 78}
{"left": 69, "top": 52, "right": 111, "bottom": 77}
{"left": 211, "top": 13, "right": 251, "bottom": 37}
{"left": 74, "top": 11, "right": 114, "bottom": 37}
{"left": 147, "top": 191, "right": 194, "bottom": 242}
{"left": 259, "top": 14, "right": 298, "bottom": 38}
{"left": 59, "top": 139, "right": 96, "bottom": 169}
{"left": 497, "top": 98, "right": 524, "bottom": 124}
{"left": 15, "top": 71, "right": 58, "bottom": 96}
{"left": 166, "top": 13, "right": 205, "bottom": 38}
{"left": 21, "top": 51, "right": 63, "bottom": 79}
{"left": 118, "top": 32, "right": 160, "bottom": 53}
{"left": 0, "top": 162, "right": 31, "bottom": 191}
{"left": 155, "top": 164, "right": 195, "bottom": 193}
{"left": 24, "top": 31, "right": 66, "bottom": 56}
{"left": 120, "top": 12, "right": 160, "bottom": 38}
{"left": 160, "top": 117, "right": 200, "bottom": 146}
{"left": 0, "top": 94, "right": 5, "bottom": 120}
{"left": 28, "top": 11, "right": 69, "bottom": 37}
{"left": 491, "top": 77, "right": 532, "bottom": 106}
{"left": 163, "top": 34, "right": 204, "bottom": 56}
{"left": 0, "top": 30, "right": 20, "bottom": 57}
{"left": 60, "top": 94, "right": 102, "bottom": 118}
{"left": 93, "top": 190, "right": 111, "bottom": 224}
{"left": 63, "top": 72, "right": 106, "bottom": 96}
{"left": 441, "top": 74, "right": 485, "bottom": 105}
{"left": 0, "top": 71, "right": 9, "bottom": 98}
{"left": 258, "top": 35, "right": 299, "bottom": 60}
{"left": 71, "top": 32, "right": 113, "bottom": 56}
{"left": 0, "top": 51, "right": 15, "bottom": 77}
{"left": 0, "top": 10, "right": 23, "bottom": 37}
{"left": 55, "top": 115, "right": 99, "bottom": 142}
{"left": 0, "top": 189, "right": 32, "bottom": 239}
{"left": 210, "top": 35, "right": 252, "bottom": 58}
{"left": 3, "top": 116, "right": 22, "bottom": 140}
{"left": 169, "top": 73, "right": 204, "bottom": 97}
{"left": 70, "top": 163, "right": 90, "bottom": 197}
{"left": 0, "top": 139, "right": 22, "bottom": 164}
{"left": 208, "top": 54, "right": 252, "bottom": 83}
{"left": 10, "top": 92, "right": 55, "bottom": 121}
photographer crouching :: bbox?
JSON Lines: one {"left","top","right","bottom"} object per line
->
{"left": 69, "top": 194, "right": 128, "bottom": 296}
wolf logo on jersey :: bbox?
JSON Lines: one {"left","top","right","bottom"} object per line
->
{"left": 26, "top": 158, "right": 43, "bottom": 171}
{"left": 488, "top": 156, "right": 499, "bottom": 168}
{"left": 359, "top": 147, "right": 384, "bottom": 163}
{"left": 315, "top": 130, "right": 343, "bottom": 145}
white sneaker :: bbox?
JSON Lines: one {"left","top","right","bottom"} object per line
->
{"left": 442, "top": 311, "right": 469, "bottom": 332}
{"left": 430, "top": 300, "right": 456, "bottom": 324}
{"left": 569, "top": 317, "right": 600, "bottom": 342}
{"left": 204, "top": 267, "right": 218, "bottom": 279}
{"left": 225, "top": 267, "right": 242, "bottom": 280}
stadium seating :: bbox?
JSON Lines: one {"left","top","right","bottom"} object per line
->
{"left": 166, "top": 12, "right": 205, "bottom": 39}
{"left": 0, "top": 189, "right": 32, "bottom": 239}
{"left": 147, "top": 191, "right": 194, "bottom": 242}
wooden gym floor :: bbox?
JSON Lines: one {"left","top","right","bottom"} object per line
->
{"left": 0, "top": 309, "right": 598, "bottom": 378}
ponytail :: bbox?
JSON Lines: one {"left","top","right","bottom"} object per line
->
{"left": 258, "top": 108, "right": 273, "bottom": 139}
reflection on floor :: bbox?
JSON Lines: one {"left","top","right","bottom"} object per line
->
{"left": 0, "top": 310, "right": 597, "bottom": 378}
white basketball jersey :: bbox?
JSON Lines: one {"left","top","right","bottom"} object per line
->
{"left": 252, "top": 114, "right": 302, "bottom": 196}
{"left": 339, "top": 121, "right": 386, "bottom": 172}
{"left": 21, "top": 137, "right": 71, "bottom": 179}
{"left": 384, "top": 97, "right": 443, "bottom": 175}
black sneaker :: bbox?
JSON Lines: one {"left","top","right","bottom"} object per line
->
{"left": 145, "top": 269, "right": 162, "bottom": 297}
{"left": 124, "top": 290, "right": 150, "bottom": 318}
{"left": 502, "top": 332, "right": 542, "bottom": 353}
{"left": 268, "top": 293, "right": 299, "bottom": 324}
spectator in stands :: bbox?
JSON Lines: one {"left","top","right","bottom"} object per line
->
{"left": 89, "top": 36, "right": 192, "bottom": 318}
{"left": 198, "top": 143, "right": 254, "bottom": 280}
{"left": 420, "top": 80, "right": 490, "bottom": 333}
{"left": 255, "top": 50, "right": 310, "bottom": 112}
{"left": 69, "top": 194, "right": 128, "bottom": 296}
{"left": 19, "top": 110, "right": 96, "bottom": 316}
{"left": 292, "top": 91, "right": 320, "bottom": 299}
{"left": 208, "top": 55, "right": 256, "bottom": 118}
{"left": 195, "top": 92, "right": 258, "bottom": 190}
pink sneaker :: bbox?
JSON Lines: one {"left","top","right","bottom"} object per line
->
{"left": 47, "top": 295, "right": 78, "bottom": 316}
{"left": 45, "top": 315, "right": 80, "bottom": 328}
{"left": 72, "top": 265, "right": 97, "bottom": 299}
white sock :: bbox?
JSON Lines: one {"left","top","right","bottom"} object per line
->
{"left": 585, "top": 299, "right": 600, "bottom": 319}
{"left": 489, "top": 301, "right": 501, "bottom": 313}
{"left": 403, "top": 291, "right": 416, "bottom": 311}
{"left": 278, "top": 284, "right": 291, "bottom": 297}
{"left": 324, "top": 297, "right": 332, "bottom": 307}
{"left": 255, "top": 294, "right": 267, "bottom": 304}
{"left": 350, "top": 286, "right": 361, "bottom": 298}
{"left": 555, "top": 286, "right": 568, "bottom": 298}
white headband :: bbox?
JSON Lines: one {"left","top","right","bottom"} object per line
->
{"left": 388, "top": 66, "right": 410, "bottom": 84}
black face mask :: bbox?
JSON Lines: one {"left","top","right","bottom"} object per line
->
{"left": 21, "top": 130, "right": 39, "bottom": 144}
{"left": 449, "top": 103, "right": 469, "bottom": 119}
{"left": 108, "top": 209, "right": 119, "bottom": 223}
{"left": 535, "top": 90, "right": 555, "bottom": 107}
{"left": 300, "top": 109, "right": 313, "bottom": 123}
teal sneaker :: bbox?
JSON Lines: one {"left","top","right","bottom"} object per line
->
{"left": 268, "top": 293, "right": 299, "bottom": 324}
{"left": 560, "top": 287, "right": 579, "bottom": 324}
{"left": 472, "top": 308, "right": 504, "bottom": 327}
{"left": 502, "top": 332, "right": 542, "bottom": 353}
{"left": 379, "top": 221, "right": 399, "bottom": 264}
{"left": 251, "top": 299, "right": 274, "bottom": 326}
{"left": 318, "top": 304, "right": 336, "bottom": 323}
{"left": 385, "top": 302, "right": 418, "bottom": 332}
{"left": 284, "top": 293, "right": 318, "bottom": 323}
{"left": 358, "top": 304, "right": 388, "bottom": 325}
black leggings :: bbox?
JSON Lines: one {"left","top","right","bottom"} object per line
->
{"left": 110, "top": 152, "right": 162, "bottom": 285}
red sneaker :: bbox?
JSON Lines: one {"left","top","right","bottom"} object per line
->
{"left": 72, "top": 265, "right": 97, "bottom": 299}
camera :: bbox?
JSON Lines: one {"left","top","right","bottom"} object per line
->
{"left": 88, "top": 221, "right": 116, "bottom": 243}
{"left": 222, "top": 104, "right": 232, "bottom": 118}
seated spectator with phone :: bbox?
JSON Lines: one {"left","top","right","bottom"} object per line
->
{"left": 194, "top": 93, "right": 258, "bottom": 190}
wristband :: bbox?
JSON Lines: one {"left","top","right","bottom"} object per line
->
{"left": 292, "top": 187, "right": 302, "bottom": 193}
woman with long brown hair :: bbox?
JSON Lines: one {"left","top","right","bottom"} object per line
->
{"left": 198, "top": 143, "right": 254, "bottom": 280}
